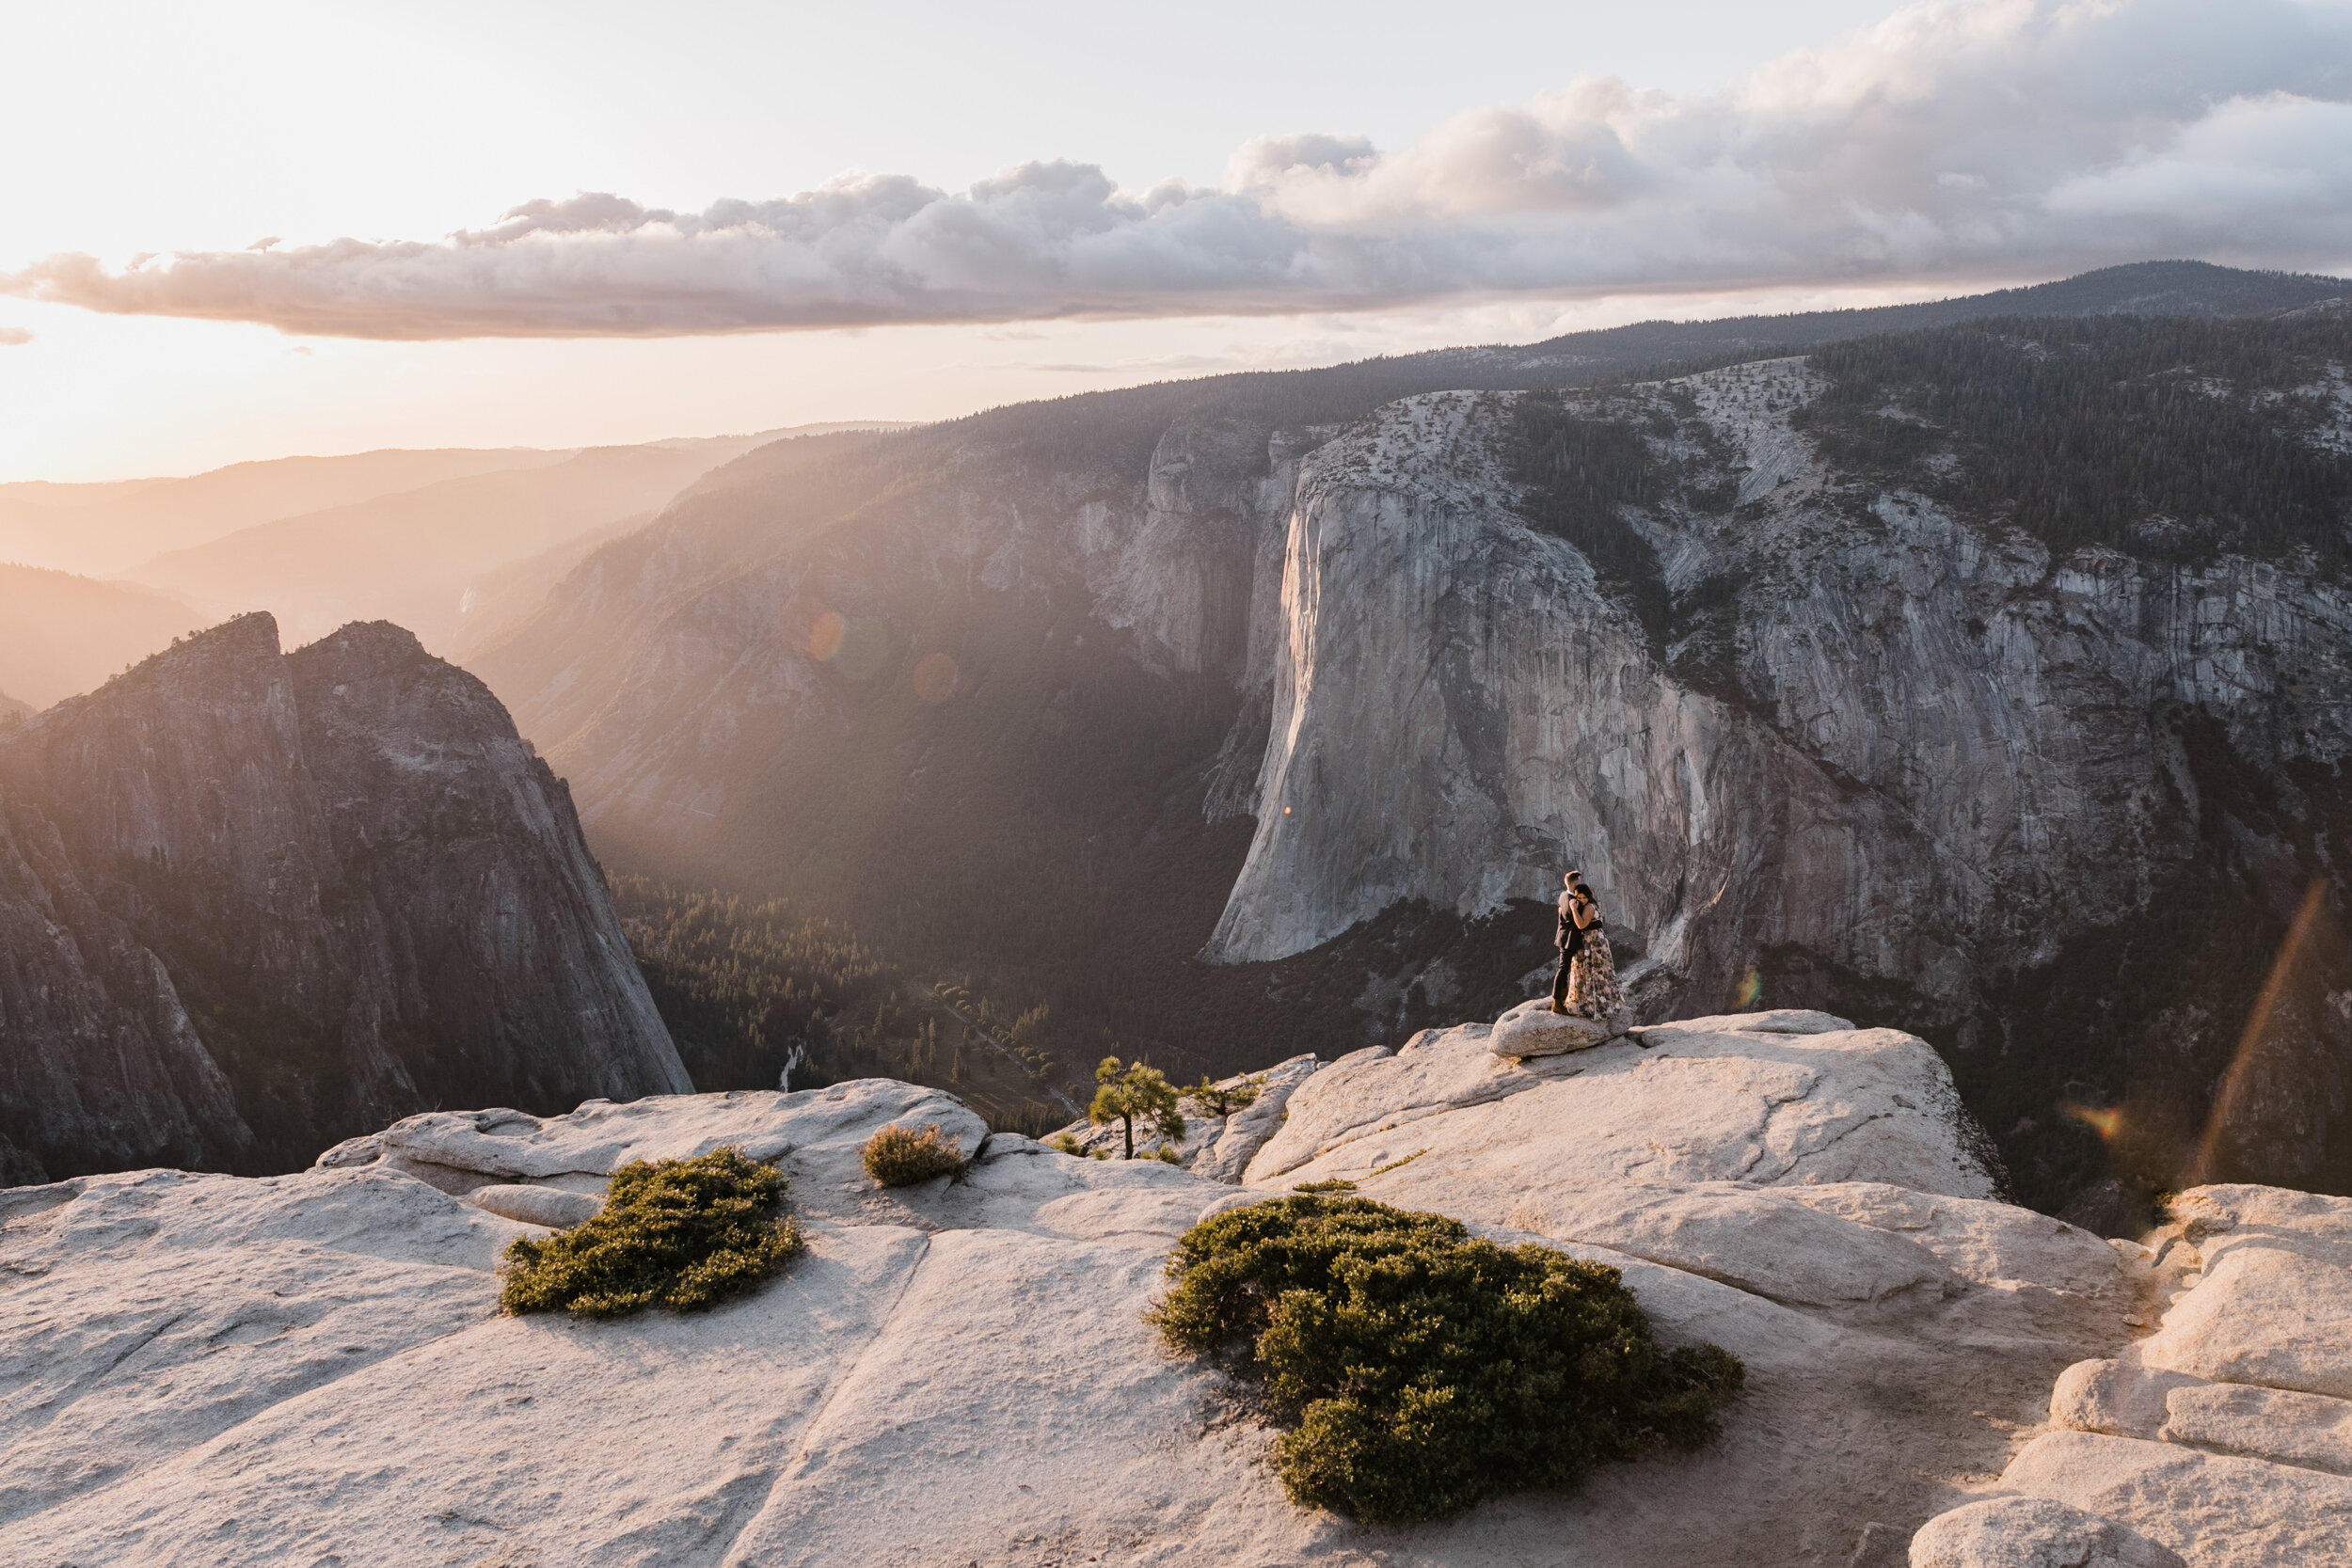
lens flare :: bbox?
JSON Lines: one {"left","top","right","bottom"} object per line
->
{"left": 808, "top": 610, "right": 846, "bottom": 660}
{"left": 2190, "top": 878, "right": 2331, "bottom": 1186}
{"left": 1732, "top": 967, "right": 1761, "bottom": 1008}
{"left": 2060, "top": 1101, "right": 2122, "bottom": 1141}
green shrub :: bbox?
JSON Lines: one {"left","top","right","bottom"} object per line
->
{"left": 862, "top": 1121, "right": 963, "bottom": 1186}
{"left": 1147, "top": 1187, "right": 1744, "bottom": 1524}
{"left": 501, "top": 1146, "right": 801, "bottom": 1320}
{"left": 1089, "top": 1055, "right": 1184, "bottom": 1159}
{"left": 1184, "top": 1073, "right": 1264, "bottom": 1117}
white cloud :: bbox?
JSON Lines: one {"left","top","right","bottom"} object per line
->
{"left": 4, "top": 0, "right": 2346, "bottom": 340}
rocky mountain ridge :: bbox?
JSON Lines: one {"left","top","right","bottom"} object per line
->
{"left": 0, "top": 613, "right": 689, "bottom": 1182}
{"left": 2, "top": 1006, "right": 2344, "bottom": 1563}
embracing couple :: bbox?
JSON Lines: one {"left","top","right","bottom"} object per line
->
{"left": 1549, "top": 870, "right": 1625, "bottom": 1024}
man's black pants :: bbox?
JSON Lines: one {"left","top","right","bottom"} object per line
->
{"left": 1551, "top": 950, "right": 1573, "bottom": 1006}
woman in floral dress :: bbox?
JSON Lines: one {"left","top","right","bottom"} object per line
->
{"left": 1561, "top": 872, "right": 1624, "bottom": 1024}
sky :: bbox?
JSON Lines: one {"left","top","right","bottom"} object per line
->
{"left": 2, "top": 0, "right": 2347, "bottom": 482}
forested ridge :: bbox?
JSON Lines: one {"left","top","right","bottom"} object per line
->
{"left": 1795, "top": 310, "right": 2352, "bottom": 565}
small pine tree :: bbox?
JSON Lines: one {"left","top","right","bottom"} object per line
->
{"left": 1089, "top": 1054, "right": 1184, "bottom": 1160}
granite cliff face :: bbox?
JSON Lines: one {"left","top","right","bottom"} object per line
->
{"left": 464, "top": 276, "right": 2352, "bottom": 1217}
{"left": 0, "top": 613, "right": 689, "bottom": 1183}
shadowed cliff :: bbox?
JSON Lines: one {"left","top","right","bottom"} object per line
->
{"left": 0, "top": 613, "right": 689, "bottom": 1183}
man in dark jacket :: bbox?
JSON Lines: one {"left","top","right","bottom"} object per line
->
{"left": 1549, "top": 870, "right": 1584, "bottom": 1014}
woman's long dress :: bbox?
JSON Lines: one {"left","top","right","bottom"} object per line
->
{"left": 1566, "top": 918, "right": 1625, "bottom": 1023}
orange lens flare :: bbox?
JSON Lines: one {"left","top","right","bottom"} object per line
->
{"left": 808, "top": 610, "right": 846, "bottom": 660}
{"left": 2190, "top": 878, "right": 2330, "bottom": 1186}
{"left": 2060, "top": 1101, "right": 2122, "bottom": 1141}
{"left": 1732, "top": 967, "right": 1761, "bottom": 1008}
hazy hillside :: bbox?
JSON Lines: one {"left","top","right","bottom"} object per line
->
{"left": 466, "top": 262, "right": 2352, "bottom": 1225}
{"left": 0, "top": 691, "right": 27, "bottom": 722}
{"left": 0, "top": 564, "right": 205, "bottom": 707}
{"left": 128, "top": 436, "right": 783, "bottom": 650}
{"left": 0, "top": 447, "right": 572, "bottom": 577}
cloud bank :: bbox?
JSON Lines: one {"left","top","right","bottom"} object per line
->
{"left": 0, "top": 327, "right": 31, "bottom": 347}
{"left": 7, "top": 0, "right": 2348, "bottom": 340}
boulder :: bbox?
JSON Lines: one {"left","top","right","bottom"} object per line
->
{"left": 1779, "top": 1182, "right": 2123, "bottom": 1296}
{"left": 1248, "top": 1012, "right": 1997, "bottom": 1199}
{"left": 1997, "top": 1432, "right": 2352, "bottom": 1568}
{"left": 2139, "top": 1244, "right": 2352, "bottom": 1401}
{"left": 465, "top": 1184, "right": 600, "bottom": 1228}
{"left": 1188, "top": 1053, "right": 1323, "bottom": 1181}
{"left": 1487, "top": 999, "right": 1617, "bottom": 1058}
{"left": 2050, "top": 1359, "right": 2203, "bottom": 1440}
{"left": 2160, "top": 1381, "right": 2352, "bottom": 1478}
{"left": 1914, "top": 1180, "right": 2352, "bottom": 1562}
{"left": 1505, "top": 1181, "right": 1959, "bottom": 1308}
{"left": 321, "top": 1082, "right": 991, "bottom": 1198}
{"left": 1906, "top": 1496, "right": 2185, "bottom": 1568}
{"left": 2048, "top": 1355, "right": 2352, "bottom": 1476}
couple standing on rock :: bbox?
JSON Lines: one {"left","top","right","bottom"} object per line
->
{"left": 1549, "top": 870, "right": 1625, "bottom": 1024}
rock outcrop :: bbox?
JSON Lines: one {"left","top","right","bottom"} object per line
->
{"left": 0, "top": 614, "right": 689, "bottom": 1182}
{"left": 1905, "top": 1183, "right": 2352, "bottom": 1565}
{"left": 12, "top": 1007, "right": 2294, "bottom": 1565}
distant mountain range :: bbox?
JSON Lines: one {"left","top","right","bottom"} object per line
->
{"left": 0, "top": 423, "right": 908, "bottom": 708}
{"left": 0, "top": 563, "right": 205, "bottom": 708}
{"left": 123, "top": 437, "right": 780, "bottom": 649}
{"left": 0, "top": 446, "right": 574, "bottom": 578}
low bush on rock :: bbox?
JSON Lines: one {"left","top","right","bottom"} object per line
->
{"left": 501, "top": 1146, "right": 801, "bottom": 1320}
{"left": 862, "top": 1122, "right": 963, "bottom": 1186}
{"left": 1147, "top": 1185, "right": 1744, "bottom": 1524}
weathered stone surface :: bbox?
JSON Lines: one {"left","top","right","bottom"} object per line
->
{"left": 2051, "top": 1359, "right": 2203, "bottom": 1440}
{"left": 1, "top": 1023, "right": 2141, "bottom": 1566}
{"left": 0, "top": 1164, "right": 515, "bottom": 1530}
{"left": 2161, "top": 1381, "right": 2352, "bottom": 1478}
{"left": 466, "top": 1183, "right": 600, "bottom": 1228}
{"left": 2139, "top": 1244, "right": 2352, "bottom": 1401}
{"left": 1914, "top": 1179, "right": 2352, "bottom": 1560}
{"left": 2166, "top": 1183, "right": 2352, "bottom": 1270}
{"left": 1046, "top": 1053, "right": 1322, "bottom": 1171}
{"left": 1907, "top": 1495, "right": 2186, "bottom": 1568}
{"left": 1511, "top": 1181, "right": 1959, "bottom": 1308}
{"left": 1999, "top": 1432, "right": 2352, "bottom": 1567}
{"left": 0, "top": 614, "right": 689, "bottom": 1181}
{"left": 1487, "top": 998, "right": 1615, "bottom": 1057}
{"left": 1247, "top": 1012, "right": 1995, "bottom": 1200}
{"left": 2050, "top": 1355, "right": 2352, "bottom": 1478}
{"left": 1781, "top": 1182, "right": 2123, "bottom": 1296}
{"left": 1188, "top": 1053, "right": 1323, "bottom": 1181}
